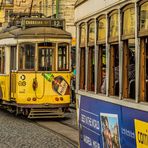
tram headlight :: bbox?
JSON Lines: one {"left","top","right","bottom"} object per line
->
{"left": 55, "top": 97, "right": 59, "bottom": 101}
{"left": 32, "top": 97, "right": 37, "bottom": 101}
{"left": 27, "top": 97, "right": 31, "bottom": 101}
{"left": 60, "top": 97, "right": 63, "bottom": 101}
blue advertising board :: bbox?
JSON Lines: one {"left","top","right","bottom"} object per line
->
{"left": 79, "top": 96, "right": 148, "bottom": 148}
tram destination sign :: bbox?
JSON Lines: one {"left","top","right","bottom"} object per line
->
{"left": 21, "top": 18, "right": 65, "bottom": 29}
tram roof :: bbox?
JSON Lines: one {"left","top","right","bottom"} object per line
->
{"left": 0, "top": 27, "right": 72, "bottom": 40}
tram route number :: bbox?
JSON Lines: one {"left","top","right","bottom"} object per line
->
{"left": 18, "top": 81, "right": 26, "bottom": 86}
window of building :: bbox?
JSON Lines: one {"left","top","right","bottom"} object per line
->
{"left": 0, "top": 48, "right": 5, "bottom": 74}
{"left": 19, "top": 43, "right": 35, "bottom": 71}
{"left": 139, "top": 1, "right": 148, "bottom": 102}
{"left": 4, "top": 0, "right": 13, "bottom": 4}
{"left": 5, "top": 9, "right": 13, "bottom": 22}
{"left": 58, "top": 44, "right": 69, "bottom": 71}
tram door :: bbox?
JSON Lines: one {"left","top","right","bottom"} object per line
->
{"left": 10, "top": 46, "right": 17, "bottom": 100}
{"left": 140, "top": 37, "right": 148, "bottom": 102}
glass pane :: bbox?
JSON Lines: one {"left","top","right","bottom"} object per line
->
{"left": 109, "top": 13, "right": 118, "bottom": 38}
{"left": 38, "top": 48, "right": 53, "bottom": 71}
{"left": 88, "top": 22, "right": 95, "bottom": 43}
{"left": 140, "top": 2, "right": 148, "bottom": 30}
{"left": 58, "top": 45, "right": 69, "bottom": 71}
{"left": 80, "top": 24, "right": 86, "bottom": 45}
{"left": 98, "top": 18, "right": 106, "bottom": 41}
{"left": 123, "top": 7, "right": 135, "bottom": 36}
{"left": 19, "top": 44, "right": 35, "bottom": 70}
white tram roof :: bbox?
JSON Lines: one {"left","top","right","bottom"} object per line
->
{"left": 0, "top": 27, "right": 72, "bottom": 46}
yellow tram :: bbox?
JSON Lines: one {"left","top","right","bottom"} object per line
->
{"left": 0, "top": 16, "right": 72, "bottom": 118}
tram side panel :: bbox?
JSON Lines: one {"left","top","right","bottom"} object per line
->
{"left": 0, "top": 75, "right": 10, "bottom": 101}
{"left": 10, "top": 72, "right": 71, "bottom": 105}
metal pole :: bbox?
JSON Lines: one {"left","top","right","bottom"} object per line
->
{"left": 56, "top": 0, "right": 59, "bottom": 18}
{"left": 29, "top": 0, "right": 34, "bottom": 17}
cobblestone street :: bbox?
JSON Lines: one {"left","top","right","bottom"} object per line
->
{"left": 0, "top": 109, "right": 77, "bottom": 148}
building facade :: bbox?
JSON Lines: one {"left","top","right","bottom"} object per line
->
{"left": 0, "top": 0, "right": 76, "bottom": 45}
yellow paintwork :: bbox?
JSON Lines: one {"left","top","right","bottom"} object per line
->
{"left": 0, "top": 72, "right": 71, "bottom": 105}
{"left": 0, "top": 75, "right": 10, "bottom": 101}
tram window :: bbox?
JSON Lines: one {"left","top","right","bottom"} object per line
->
{"left": 79, "top": 48, "right": 85, "bottom": 90}
{"left": 98, "top": 45, "right": 106, "bottom": 94}
{"left": 87, "top": 46, "right": 95, "bottom": 91}
{"left": 38, "top": 48, "right": 53, "bottom": 71}
{"left": 58, "top": 45, "right": 69, "bottom": 71}
{"left": 19, "top": 44, "right": 35, "bottom": 70}
{"left": 10, "top": 46, "right": 17, "bottom": 70}
{"left": 139, "top": 37, "right": 148, "bottom": 102}
{"left": 0, "top": 48, "right": 5, "bottom": 74}
{"left": 123, "top": 39, "right": 135, "bottom": 99}
{"left": 109, "top": 45, "right": 119, "bottom": 96}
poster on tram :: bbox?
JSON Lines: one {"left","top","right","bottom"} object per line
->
{"left": 79, "top": 96, "right": 148, "bottom": 148}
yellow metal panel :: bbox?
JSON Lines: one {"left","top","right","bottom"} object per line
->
{"left": 0, "top": 75, "right": 10, "bottom": 101}
{"left": 14, "top": 72, "right": 71, "bottom": 105}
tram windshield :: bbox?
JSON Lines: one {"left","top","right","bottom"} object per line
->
{"left": 19, "top": 43, "right": 35, "bottom": 70}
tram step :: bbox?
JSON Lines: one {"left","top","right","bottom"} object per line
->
{"left": 28, "top": 108, "right": 64, "bottom": 119}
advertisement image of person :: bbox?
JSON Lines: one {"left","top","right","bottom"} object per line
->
{"left": 102, "top": 116, "right": 113, "bottom": 148}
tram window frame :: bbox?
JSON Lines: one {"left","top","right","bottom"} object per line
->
{"left": 10, "top": 46, "right": 17, "bottom": 71}
{"left": 87, "top": 20, "right": 95, "bottom": 92}
{"left": 138, "top": 1, "right": 148, "bottom": 37}
{"left": 97, "top": 44, "right": 106, "bottom": 94}
{"left": 18, "top": 43, "right": 35, "bottom": 71}
{"left": 109, "top": 44, "right": 119, "bottom": 96}
{"left": 0, "top": 47, "right": 5, "bottom": 74}
{"left": 38, "top": 47, "right": 54, "bottom": 71}
{"left": 79, "top": 47, "right": 86, "bottom": 90}
{"left": 58, "top": 44, "right": 69, "bottom": 71}
{"left": 108, "top": 10, "right": 119, "bottom": 43}
{"left": 79, "top": 23, "right": 86, "bottom": 90}
{"left": 121, "top": 4, "right": 136, "bottom": 100}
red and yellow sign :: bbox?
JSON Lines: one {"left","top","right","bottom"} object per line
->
{"left": 135, "top": 119, "right": 148, "bottom": 148}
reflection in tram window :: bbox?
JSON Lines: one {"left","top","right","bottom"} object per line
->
{"left": 0, "top": 48, "right": 5, "bottom": 74}
{"left": 58, "top": 45, "right": 69, "bottom": 71}
{"left": 98, "top": 45, "right": 106, "bottom": 94}
{"left": 19, "top": 44, "right": 35, "bottom": 70}
{"left": 38, "top": 48, "right": 53, "bottom": 71}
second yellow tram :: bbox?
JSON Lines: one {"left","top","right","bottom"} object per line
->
{"left": 0, "top": 17, "right": 72, "bottom": 118}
